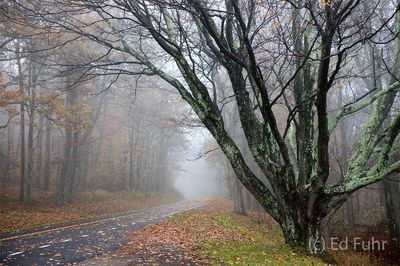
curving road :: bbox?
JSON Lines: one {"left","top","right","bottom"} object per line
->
{"left": 0, "top": 200, "right": 206, "bottom": 266}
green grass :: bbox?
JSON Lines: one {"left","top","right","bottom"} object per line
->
{"left": 171, "top": 211, "right": 193, "bottom": 222}
{"left": 212, "top": 213, "right": 239, "bottom": 228}
{"left": 201, "top": 242, "right": 325, "bottom": 265}
{"left": 199, "top": 213, "right": 326, "bottom": 265}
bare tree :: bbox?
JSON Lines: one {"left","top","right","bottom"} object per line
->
{"left": 7, "top": 0, "right": 400, "bottom": 258}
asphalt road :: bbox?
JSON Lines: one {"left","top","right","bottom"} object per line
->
{"left": 0, "top": 200, "right": 206, "bottom": 266}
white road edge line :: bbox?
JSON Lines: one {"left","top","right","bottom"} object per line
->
{"left": 9, "top": 251, "right": 24, "bottom": 256}
{"left": 0, "top": 202, "right": 206, "bottom": 243}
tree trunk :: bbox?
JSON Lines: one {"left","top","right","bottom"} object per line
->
{"left": 58, "top": 70, "right": 78, "bottom": 204}
{"left": 0, "top": 136, "right": 5, "bottom": 196}
{"left": 66, "top": 130, "right": 79, "bottom": 202}
{"left": 91, "top": 125, "right": 104, "bottom": 171}
{"left": 128, "top": 125, "right": 135, "bottom": 191}
{"left": 3, "top": 125, "right": 13, "bottom": 196}
{"left": 135, "top": 127, "right": 142, "bottom": 192}
{"left": 277, "top": 203, "right": 337, "bottom": 263}
{"left": 77, "top": 94, "right": 105, "bottom": 190}
{"left": 26, "top": 92, "right": 34, "bottom": 203}
{"left": 43, "top": 124, "right": 51, "bottom": 191}
{"left": 383, "top": 175, "right": 400, "bottom": 248}
{"left": 233, "top": 178, "right": 245, "bottom": 215}
{"left": 26, "top": 58, "right": 37, "bottom": 203}
{"left": 338, "top": 89, "right": 354, "bottom": 227}
{"left": 121, "top": 141, "right": 128, "bottom": 190}
{"left": 77, "top": 142, "right": 90, "bottom": 190}
{"left": 58, "top": 129, "right": 72, "bottom": 204}
{"left": 16, "top": 42, "right": 25, "bottom": 203}
{"left": 35, "top": 118, "right": 43, "bottom": 188}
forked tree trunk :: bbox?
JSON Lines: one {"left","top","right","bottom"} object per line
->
{"left": 277, "top": 201, "right": 337, "bottom": 263}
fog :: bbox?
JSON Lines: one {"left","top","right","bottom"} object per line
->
{"left": 174, "top": 154, "right": 221, "bottom": 199}
{"left": 172, "top": 128, "right": 221, "bottom": 199}
{"left": 0, "top": 2, "right": 400, "bottom": 263}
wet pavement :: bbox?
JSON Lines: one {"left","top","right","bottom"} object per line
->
{"left": 0, "top": 200, "right": 206, "bottom": 265}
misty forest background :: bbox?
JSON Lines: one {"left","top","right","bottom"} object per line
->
{"left": 0, "top": 0, "right": 400, "bottom": 261}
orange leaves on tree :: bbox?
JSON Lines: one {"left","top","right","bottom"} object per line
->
{"left": 36, "top": 92, "right": 92, "bottom": 130}
{"left": 0, "top": 90, "right": 24, "bottom": 107}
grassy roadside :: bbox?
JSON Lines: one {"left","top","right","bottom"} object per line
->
{"left": 119, "top": 200, "right": 390, "bottom": 265}
{"left": 0, "top": 189, "right": 179, "bottom": 232}
{"left": 193, "top": 212, "right": 325, "bottom": 265}
{"left": 119, "top": 200, "right": 325, "bottom": 265}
